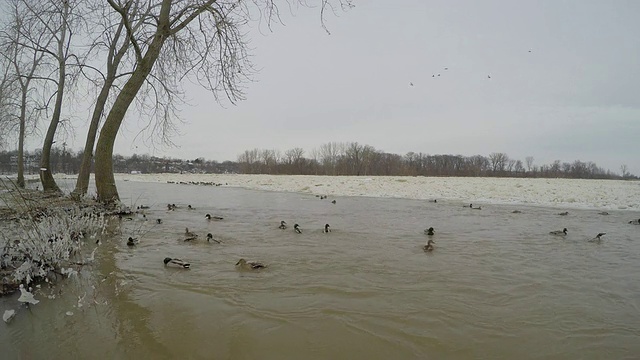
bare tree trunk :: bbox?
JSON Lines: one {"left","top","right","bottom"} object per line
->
{"left": 73, "top": 81, "right": 112, "bottom": 197}
{"left": 95, "top": 30, "right": 167, "bottom": 203}
{"left": 39, "top": 0, "right": 71, "bottom": 194}
{"left": 16, "top": 89, "right": 27, "bottom": 188}
{"left": 39, "top": 128, "right": 61, "bottom": 192}
{"left": 39, "top": 57, "right": 65, "bottom": 193}
{"left": 73, "top": 17, "right": 129, "bottom": 198}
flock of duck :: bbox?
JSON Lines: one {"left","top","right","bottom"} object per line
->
{"left": 125, "top": 202, "right": 336, "bottom": 271}
{"left": 544, "top": 213, "right": 639, "bottom": 241}
{"left": 277, "top": 221, "right": 331, "bottom": 234}
{"left": 422, "top": 205, "right": 639, "bottom": 251}
{"left": 125, "top": 200, "right": 640, "bottom": 270}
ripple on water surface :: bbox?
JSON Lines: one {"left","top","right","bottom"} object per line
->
{"left": 2, "top": 180, "right": 640, "bottom": 359}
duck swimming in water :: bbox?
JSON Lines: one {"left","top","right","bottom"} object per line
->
{"left": 126, "top": 237, "right": 139, "bottom": 247}
{"left": 279, "top": 221, "right": 287, "bottom": 229}
{"left": 187, "top": 205, "right": 195, "bottom": 210}
{"left": 235, "top": 258, "right": 267, "bottom": 270}
{"left": 184, "top": 227, "right": 198, "bottom": 241}
{"left": 324, "top": 224, "right": 331, "bottom": 233}
{"left": 206, "top": 233, "right": 222, "bottom": 244}
{"left": 550, "top": 228, "right": 568, "bottom": 236}
{"left": 205, "top": 214, "right": 224, "bottom": 220}
{"left": 424, "top": 227, "right": 435, "bottom": 236}
{"left": 589, "top": 233, "right": 606, "bottom": 242}
{"left": 557, "top": 211, "right": 569, "bottom": 216}
{"left": 294, "top": 224, "right": 302, "bottom": 234}
{"left": 598, "top": 212, "right": 609, "bottom": 215}
{"left": 156, "top": 218, "right": 163, "bottom": 224}
{"left": 629, "top": 218, "right": 640, "bottom": 225}
{"left": 423, "top": 239, "right": 435, "bottom": 252}
{"left": 164, "top": 257, "right": 190, "bottom": 269}
{"left": 512, "top": 210, "right": 522, "bottom": 214}
{"left": 331, "top": 200, "right": 336, "bottom": 204}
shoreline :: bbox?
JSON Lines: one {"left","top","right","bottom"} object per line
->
{"left": 123, "top": 174, "right": 639, "bottom": 211}
{"left": 12, "top": 173, "right": 640, "bottom": 211}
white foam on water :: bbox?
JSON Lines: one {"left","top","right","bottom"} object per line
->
{"left": 3, "top": 310, "right": 16, "bottom": 323}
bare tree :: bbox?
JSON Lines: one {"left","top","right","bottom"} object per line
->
{"left": 0, "top": 57, "right": 15, "bottom": 148}
{"left": 376, "top": 152, "right": 403, "bottom": 175}
{"left": 237, "top": 148, "right": 260, "bottom": 174}
{"left": 94, "top": 0, "right": 259, "bottom": 202}
{"left": 549, "top": 160, "right": 561, "bottom": 177}
{"left": 344, "top": 141, "right": 365, "bottom": 175}
{"left": 90, "top": 0, "right": 354, "bottom": 201}
{"left": 404, "top": 152, "right": 417, "bottom": 175}
{"left": 489, "top": 152, "right": 509, "bottom": 174}
{"left": 360, "top": 144, "right": 376, "bottom": 175}
{"left": 514, "top": 159, "right": 524, "bottom": 175}
{"left": 72, "top": 0, "right": 133, "bottom": 197}
{"left": 284, "top": 147, "right": 305, "bottom": 174}
{"left": 525, "top": 156, "right": 534, "bottom": 172}
{"left": 13, "top": 0, "right": 83, "bottom": 192}
{"left": 468, "top": 155, "right": 489, "bottom": 176}
{"left": 260, "top": 149, "right": 279, "bottom": 173}
{"left": 0, "top": 0, "right": 53, "bottom": 188}
{"left": 621, "top": 164, "right": 628, "bottom": 178}
{"left": 308, "top": 147, "right": 320, "bottom": 175}
{"left": 319, "top": 141, "right": 342, "bottom": 175}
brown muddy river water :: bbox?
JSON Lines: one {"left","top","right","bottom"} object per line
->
{"left": 2, "top": 180, "right": 640, "bottom": 359}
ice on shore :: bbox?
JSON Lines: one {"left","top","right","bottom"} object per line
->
{"left": 3, "top": 309, "right": 16, "bottom": 323}
{"left": 46, "top": 173, "right": 640, "bottom": 211}
{"left": 17, "top": 285, "right": 39, "bottom": 305}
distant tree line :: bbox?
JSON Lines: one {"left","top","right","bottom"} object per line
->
{"left": 237, "top": 142, "right": 637, "bottom": 180}
{"left": 1, "top": 142, "right": 635, "bottom": 180}
{"left": 0, "top": 149, "right": 239, "bottom": 175}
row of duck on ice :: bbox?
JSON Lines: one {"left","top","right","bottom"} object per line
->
{"left": 166, "top": 181, "right": 226, "bottom": 186}
{"left": 125, "top": 201, "right": 640, "bottom": 270}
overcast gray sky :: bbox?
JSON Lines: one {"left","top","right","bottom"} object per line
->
{"left": 63, "top": 0, "right": 639, "bottom": 174}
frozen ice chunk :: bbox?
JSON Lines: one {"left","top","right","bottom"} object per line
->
{"left": 18, "top": 284, "right": 39, "bottom": 305}
{"left": 3, "top": 309, "right": 16, "bottom": 323}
